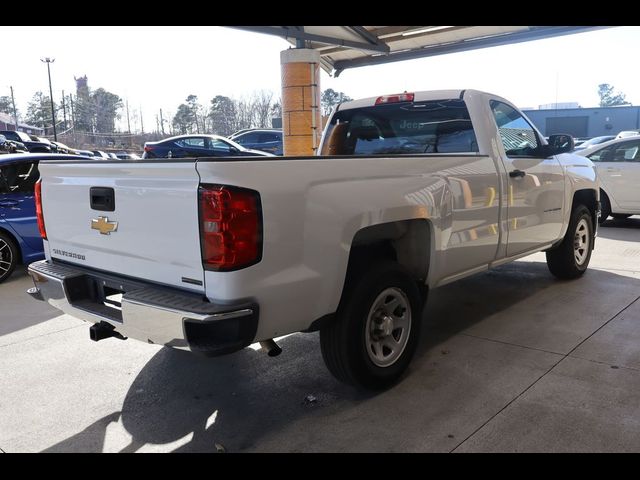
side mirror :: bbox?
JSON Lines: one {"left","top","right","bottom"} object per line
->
{"left": 547, "top": 133, "right": 574, "bottom": 155}
{"left": 0, "top": 134, "right": 6, "bottom": 145}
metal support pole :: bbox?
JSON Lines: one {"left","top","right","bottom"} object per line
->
{"left": 41, "top": 57, "right": 57, "bottom": 141}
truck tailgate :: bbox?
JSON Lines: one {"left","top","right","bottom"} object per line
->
{"left": 39, "top": 160, "right": 205, "bottom": 293}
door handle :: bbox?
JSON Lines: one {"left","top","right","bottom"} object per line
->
{"left": 0, "top": 200, "right": 18, "bottom": 207}
{"left": 509, "top": 169, "right": 526, "bottom": 178}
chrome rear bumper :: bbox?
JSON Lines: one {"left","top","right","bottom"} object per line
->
{"left": 27, "top": 260, "right": 258, "bottom": 356}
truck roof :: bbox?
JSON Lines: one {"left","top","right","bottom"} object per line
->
{"left": 336, "top": 89, "right": 491, "bottom": 111}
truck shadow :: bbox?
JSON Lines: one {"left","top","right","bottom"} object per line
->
{"left": 42, "top": 259, "right": 640, "bottom": 452}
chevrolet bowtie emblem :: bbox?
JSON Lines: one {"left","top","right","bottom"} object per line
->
{"left": 91, "top": 216, "right": 118, "bottom": 235}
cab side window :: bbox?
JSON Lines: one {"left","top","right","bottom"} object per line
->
{"left": 490, "top": 100, "right": 540, "bottom": 157}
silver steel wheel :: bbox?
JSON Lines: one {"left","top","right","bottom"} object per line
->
{"left": 365, "top": 287, "right": 412, "bottom": 368}
{"left": 574, "top": 218, "right": 590, "bottom": 266}
{"left": 0, "top": 238, "right": 13, "bottom": 277}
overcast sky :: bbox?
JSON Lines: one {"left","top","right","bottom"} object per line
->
{"left": 2, "top": 26, "right": 638, "bottom": 131}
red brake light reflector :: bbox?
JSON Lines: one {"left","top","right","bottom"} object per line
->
{"left": 34, "top": 179, "right": 47, "bottom": 239}
{"left": 375, "top": 93, "right": 415, "bottom": 105}
{"left": 199, "top": 185, "right": 262, "bottom": 271}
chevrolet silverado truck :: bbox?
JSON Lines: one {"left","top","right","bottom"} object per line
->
{"left": 26, "top": 90, "right": 599, "bottom": 390}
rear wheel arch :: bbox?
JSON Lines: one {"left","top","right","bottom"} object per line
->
{"left": 340, "top": 219, "right": 432, "bottom": 308}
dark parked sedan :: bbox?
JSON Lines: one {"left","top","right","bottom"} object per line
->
{"left": 142, "top": 134, "right": 273, "bottom": 159}
{"left": 0, "top": 135, "right": 28, "bottom": 154}
{"left": 0, "top": 130, "right": 51, "bottom": 153}
{"left": 229, "top": 128, "right": 283, "bottom": 155}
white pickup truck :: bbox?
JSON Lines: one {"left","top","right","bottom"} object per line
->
{"left": 27, "top": 89, "right": 599, "bottom": 389}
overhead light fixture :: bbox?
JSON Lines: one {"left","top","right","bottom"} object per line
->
{"left": 402, "top": 26, "right": 454, "bottom": 37}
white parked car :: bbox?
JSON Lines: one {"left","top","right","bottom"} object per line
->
{"left": 615, "top": 130, "right": 640, "bottom": 140}
{"left": 577, "top": 136, "right": 640, "bottom": 223}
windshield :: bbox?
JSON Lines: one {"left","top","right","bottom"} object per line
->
{"left": 581, "top": 136, "right": 614, "bottom": 148}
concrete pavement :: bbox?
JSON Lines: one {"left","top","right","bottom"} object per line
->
{"left": 1, "top": 216, "right": 639, "bottom": 452}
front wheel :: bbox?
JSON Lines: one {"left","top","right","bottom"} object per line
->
{"left": 0, "top": 232, "right": 18, "bottom": 284}
{"left": 319, "top": 261, "right": 423, "bottom": 390}
{"left": 546, "top": 205, "right": 593, "bottom": 279}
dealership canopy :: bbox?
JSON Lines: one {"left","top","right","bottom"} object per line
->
{"left": 232, "top": 26, "right": 606, "bottom": 76}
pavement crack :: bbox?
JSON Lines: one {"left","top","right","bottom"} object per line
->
{"left": 450, "top": 293, "right": 640, "bottom": 453}
{"left": 459, "top": 333, "right": 564, "bottom": 357}
{"left": 567, "top": 354, "right": 640, "bottom": 373}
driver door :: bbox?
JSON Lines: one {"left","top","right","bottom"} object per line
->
{"left": 490, "top": 100, "right": 565, "bottom": 256}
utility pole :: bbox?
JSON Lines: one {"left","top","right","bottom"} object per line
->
{"left": 126, "top": 99, "right": 132, "bottom": 147}
{"left": 69, "top": 94, "right": 75, "bottom": 145}
{"left": 9, "top": 86, "right": 18, "bottom": 131}
{"left": 126, "top": 99, "right": 131, "bottom": 133}
{"left": 61, "top": 90, "right": 67, "bottom": 131}
{"left": 69, "top": 94, "right": 75, "bottom": 127}
{"left": 155, "top": 115, "right": 160, "bottom": 135}
{"left": 159, "top": 109, "right": 165, "bottom": 135}
{"left": 140, "top": 106, "right": 144, "bottom": 134}
{"left": 41, "top": 57, "right": 57, "bottom": 141}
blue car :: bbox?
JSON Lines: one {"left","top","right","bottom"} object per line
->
{"left": 0, "top": 154, "right": 44, "bottom": 283}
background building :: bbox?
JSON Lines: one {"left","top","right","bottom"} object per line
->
{"left": 523, "top": 105, "right": 640, "bottom": 138}
{"left": 0, "top": 112, "right": 44, "bottom": 135}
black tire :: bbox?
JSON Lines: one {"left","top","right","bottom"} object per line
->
{"left": 0, "top": 231, "right": 19, "bottom": 284}
{"left": 546, "top": 205, "right": 593, "bottom": 280}
{"left": 320, "top": 260, "right": 423, "bottom": 390}
{"left": 611, "top": 214, "right": 631, "bottom": 220}
{"left": 599, "top": 190, "right": 611, "bottom": 225}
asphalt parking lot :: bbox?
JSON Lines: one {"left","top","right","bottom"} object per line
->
{"left": 1, "top": 217, "right": 639, "bottom": 453}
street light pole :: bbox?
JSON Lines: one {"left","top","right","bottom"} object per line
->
{"left": 41, "top": 57, "right": 57, "bottom": 141}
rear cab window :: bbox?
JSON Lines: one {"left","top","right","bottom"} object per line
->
{"left": 321, "top": 99, "right": 479, "bottom": 156}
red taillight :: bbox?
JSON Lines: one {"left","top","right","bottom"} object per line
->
{"left": 144, "top": 145, "right": 154, "bottom": 152}
{"left": 375, "top": 93, "right": 415, "bottom": 105}
{"left": 34, "top": 179, "right": 47, "bottom": 239}
{"left": 199, "top": 185, "right": 262, "bottom": 271}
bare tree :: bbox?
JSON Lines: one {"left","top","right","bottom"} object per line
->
{"left": 251, "top": 90, "right": 274, "bottom": 128}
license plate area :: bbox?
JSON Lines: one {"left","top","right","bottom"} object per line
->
{"left": 65, "top": 274, "right": 141, "bottom": 323}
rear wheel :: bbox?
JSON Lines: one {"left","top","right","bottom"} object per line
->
{"left": 546, "top": 205, "right": 593, "bottom": 279}
{"left": 599, "top": 190, "right": 611, "bottom": 224}
{"left": 320, "top": 261, "right": 423, "bottom": 390}
{"left": 0, "top": 232, "right": 18, "bottom": 284}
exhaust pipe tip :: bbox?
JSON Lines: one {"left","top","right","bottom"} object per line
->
{"left": 89, "top": 322, "right": 127, "bottom": 342}
{"left": 259, "top": 339, "right": 282, "bottom": 357}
